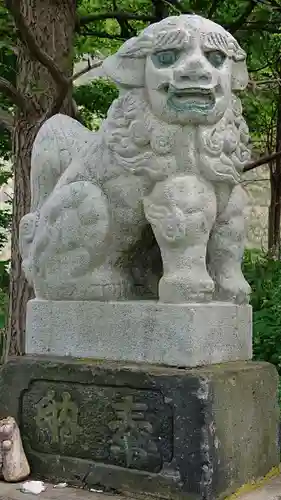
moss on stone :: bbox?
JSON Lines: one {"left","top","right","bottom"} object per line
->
{"left": 224, "top": 465, "right": 281, "bottom": 499}
{"left": 75, "top": 358, "right": 104, "bottom": 364}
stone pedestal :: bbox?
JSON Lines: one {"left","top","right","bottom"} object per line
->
{"left": 25, "top": 300, "right": 252, "bottom": 367}
{"left": 0, "top": 357, "right": 279, "bottom": 500}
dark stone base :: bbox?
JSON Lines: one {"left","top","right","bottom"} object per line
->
{"left": 0, "top": 357, "right": 279, "bottom": 499}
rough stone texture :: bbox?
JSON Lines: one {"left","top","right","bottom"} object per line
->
{"left": 0, "top": 417, "right": 30, "bottom": 482}
{"left": 243, "top": 164, "right": 270, "bottom": 250}
{"left": 19, "top": 15, "right": 251, "bottom": 305}
{"left": 0, "top": 357, "right": 279, "bottom": 500}
{"left": 25, "top": 299, "right": 252, "bottom": 367}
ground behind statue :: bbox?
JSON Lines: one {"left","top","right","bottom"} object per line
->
{"left": 2, "top": 476, "right": 281, "bottom": 500}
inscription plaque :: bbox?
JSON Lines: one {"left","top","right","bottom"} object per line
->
{"left": 22, "top": 381, "right": 173, "bottom": 473}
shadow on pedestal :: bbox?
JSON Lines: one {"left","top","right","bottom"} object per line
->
{"left": 0, "top": 357, "right": 279, "bottom": 500}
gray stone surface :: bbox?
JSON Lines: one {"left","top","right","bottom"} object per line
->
{"left": 25, "top": 299, "right": 252, "bottom": 367}
{"left": 0, "top": 358, "right": 279, "bottom": 500}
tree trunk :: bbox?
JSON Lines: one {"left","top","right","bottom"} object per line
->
{"left": 7, "top": 0, "right": 76, "bottom": 357}
{"left": 268, "top": 85, "right": 281, "bottom": 259}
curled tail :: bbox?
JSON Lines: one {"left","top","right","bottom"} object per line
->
{"left": 30, "top": 113, "right": 94, "bottom": 211}
{"left": 19, "top": 115, "right": 110, "bottom": 298}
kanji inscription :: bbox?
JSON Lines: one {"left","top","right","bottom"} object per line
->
{"left": 22, "top": 381, "right": 173, "bottom": 473}
{"left": 109, "top": 394, "right": 160, "bottom": 470}
{"left": 35, "top": 390, "right": 79, "bottom": 446}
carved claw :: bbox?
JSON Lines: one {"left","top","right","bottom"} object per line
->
{"left": 0, "top": 416, "right": 30, "bottom": 482}
{"left": 214, "top": 272, "right": 251, "bottom": 305}
{"left": 159, "top": 271, "right": 215, "bottom": 303}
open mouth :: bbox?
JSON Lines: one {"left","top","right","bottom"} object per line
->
{"left": 162, "top": 85, "right": 216, "bottom": 112}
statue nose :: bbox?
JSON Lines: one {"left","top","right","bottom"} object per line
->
{"left": 174, "top": 59, "right": 212, "bottom": 85}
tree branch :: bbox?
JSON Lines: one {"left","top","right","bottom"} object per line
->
{"left": 5, "top": 0, "right": 104, "bottom": 127}
{"left": 72, "top": 59, "right": 103, "bottom": 83}
{"left": 256, "top": 0, "right": 281, "bottom": 10}
{"left": 243, "top": 150, "right": 281, "bottom": 173}
{"left": 6, "top": 0, "right": 69, "bottom": 88}
{"left": 0, "top": 77, "right": 29, "bottom": 112}
{"left": 0, "top": 107, "right": 13, "bottom": 132}
{"left": 7, "top": 0, "right": 76, "bottom": 122}
{"left": 110, "top": 0, "right": 137, "bottom": 38}
{"left": 42, "top": 59, "right": 103, "bottom": 122}
{"left": 227, "top": 0, "right": 257, "bottom": 34}
{"left": 208, "top": 0, "right": 223, "bottom": 18}
{"left": 79, "top": 29, "right": 127, "bottom": 40}
{"left": 248, "top": 78, "right": 281, "bottom": 91}
{"left": 242, "top": 26, "right": 281, "bottom": 33}
{"left": 77, "top": 11, "right": 156, "bottom": 29}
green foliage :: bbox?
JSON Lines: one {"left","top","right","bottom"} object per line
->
{"left": 73, "top": 78, "right": 118, "bottom": 129}
{"left": 243, "top": 250, "right": 281, "bottom": 372}
{"left": 74, "top": 78, "right": 118, "bottom": 117}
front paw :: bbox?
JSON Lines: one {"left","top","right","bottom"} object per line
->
{"left": 159, "top": 271, "right": 214, "bottom": 303}
{"left": 214, "top": 272, "right": 251, "bottom": 304}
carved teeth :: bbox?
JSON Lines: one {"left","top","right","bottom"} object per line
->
{"left": 161, "top": 85, "right": 213, "bottom": 96}
{"left": 175, "top": 94, "right": 213, "bottom": 103}
{"left": 172, "top": 88, "right": 212, "bottom": 96}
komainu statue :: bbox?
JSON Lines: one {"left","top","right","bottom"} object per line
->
{"left": 19, "top": 15, "right": 251, "bottom": 304}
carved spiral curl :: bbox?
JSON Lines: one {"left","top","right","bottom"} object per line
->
{"left": 105, "top": 89, "right": 250, "bottom": 186}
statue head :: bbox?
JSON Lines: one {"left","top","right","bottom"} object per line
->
{"left": 103, "top": 15, "right": 248, "bottom": 126}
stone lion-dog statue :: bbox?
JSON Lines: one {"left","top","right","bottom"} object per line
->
{"left": 19, "top": 15, "right": 251, "bottom": 304}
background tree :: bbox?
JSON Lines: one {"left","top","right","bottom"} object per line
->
{"left": 0, "top": 0, "right": 77, "bottom": 357}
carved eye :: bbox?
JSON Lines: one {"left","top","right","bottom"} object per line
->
{"left": 205, "top": 50, "right": 226, "bottom": 68}
{"left": 152, "top": 49, "right": 180, "bottom": 67}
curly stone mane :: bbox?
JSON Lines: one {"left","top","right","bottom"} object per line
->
{"left": 103, "top": 88, "right": 251, "bottom": 185}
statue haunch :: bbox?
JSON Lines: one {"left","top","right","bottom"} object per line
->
{"left": 20, "top": 15, "right": 251, "bottom": 304}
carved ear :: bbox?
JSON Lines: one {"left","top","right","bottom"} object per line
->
{"left": 102, "top": 54, "right": 146, "bottom": 88}
{"left": 228, "top": 39, "right": 249, "bottom": 91}
{"left": 102, "top": 35, "right": 153, "bottom": 88}
{"left": 231, "top": 58, "right": 248, "bottom": 90}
